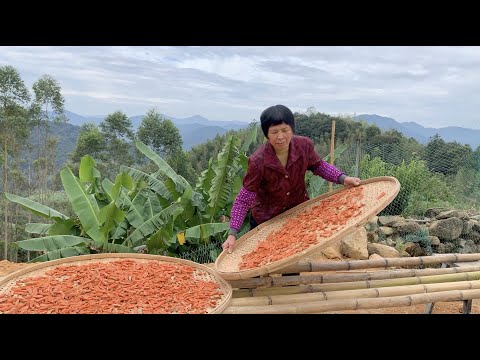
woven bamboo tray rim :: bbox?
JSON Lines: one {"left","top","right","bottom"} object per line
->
{"left": 0, "top": 253, "right": 232, "bottom": 314}
{"left": 215, "top": 176, "right": 400, "bottom": 280}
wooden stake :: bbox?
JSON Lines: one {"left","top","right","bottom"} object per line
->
{"left": 329, "top": 120, "right": 336, "bottom": 192}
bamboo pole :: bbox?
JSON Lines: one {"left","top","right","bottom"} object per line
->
{"left": 233, "top": 270, "right": 480, "bottom": 298}
{"left": 273, "top": 253, "right": 480, "bottom": 274}
{"left": 329, "top": 120, "right": 336, "bottom": 192}
{"left": 224, "top": 288, "right": 480, "bottom": 314}
{"left": 230, "top": 279, "right": 480, "bottom": 307}
{"left": 229, "top": 264, "right": 480, "bottom": 289}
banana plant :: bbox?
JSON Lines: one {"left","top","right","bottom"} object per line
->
{"left": 7, "top": 131, "right": 257, "bottom": 262}
{"left": 6, "top": 156, "right": 136, "bottom": 261}
{"left": 126, "top": 140, "right": 231, "bottom": 250}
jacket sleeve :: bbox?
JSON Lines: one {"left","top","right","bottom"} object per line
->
{"left": 229, "top": 187, "right": 257, "bottom": 232}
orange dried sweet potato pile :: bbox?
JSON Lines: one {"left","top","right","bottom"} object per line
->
{"left": 0, "top": 259, "right": 224, "bottom": 314}
{"left": 239, "top": 186, "right": 366, "bottom": 270}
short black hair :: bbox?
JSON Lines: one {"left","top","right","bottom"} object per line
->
{"left": 260, "top": 104, "right": 295, "bottom": 137}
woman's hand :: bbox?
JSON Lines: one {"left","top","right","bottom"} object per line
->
{"left": 344, "top": 176, "right": 361, "bottom": 187}
{"left": 222, "top": 235, "right": 237, "bottom": 254}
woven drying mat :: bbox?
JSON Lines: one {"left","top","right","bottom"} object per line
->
{"left": 215, "top": 176, "right": 400, "bottom": 280}
{"left": 0, "top": 253, "right": 232, "bottom": 314}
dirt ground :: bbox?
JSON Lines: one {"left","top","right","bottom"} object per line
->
{"left": 1, "top": 259, "right": 479, "bottom": 314}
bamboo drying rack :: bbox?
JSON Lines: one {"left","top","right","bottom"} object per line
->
{"left": 223, "top": 253, "right": 480, "bottom": 314}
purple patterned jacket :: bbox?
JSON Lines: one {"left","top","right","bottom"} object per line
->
{"left": 229, "top": 135, "right": 345, "bottom": 231}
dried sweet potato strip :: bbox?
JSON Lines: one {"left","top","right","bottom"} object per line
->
{"left": 0, "top": 259, "right": 224, "bottom": 314}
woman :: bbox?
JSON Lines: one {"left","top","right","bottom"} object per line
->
{"left": 222, "top": 105, "right": 361, "bottom": 253}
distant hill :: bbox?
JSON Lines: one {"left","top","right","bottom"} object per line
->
{"left": 43, "top": 111, "right": 479, "bottom": 170}
{"left": 45, "top": 110, "right": 250, "bottom": 163}
{"left": 49, "top": 110, "right": 250, "bottom": 150}
{"left": 28, "top": 121, "right": 81, "bottom": 168}
{"left": 175, "top": 123, "right": 232, "bottom": 149}
{"left": 355, "top": 114, "right": 480, "bottom": 149}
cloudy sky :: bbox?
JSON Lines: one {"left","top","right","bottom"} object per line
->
{"left": 1, "top": 46, "right": 480, "bottom": 129}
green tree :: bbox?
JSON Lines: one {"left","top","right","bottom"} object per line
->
{"left": 0, "top": 65, "right": 32, "bottom": 260}
{"left": 70, "top": 123, "right": 107, "bottom": 163}
{"left": 424, "top": 134, "right": 472, "bottom": 175}
{"left": 137, "top": 108, "right": 182, "bottom": 159}
{"left": 31, "top": 75, "right": 66, "bottom": 196}
{"left": 99, "top": 111, "right": 134, "bottom": 178}
{"left": 365, "top": 124, "right": 381, "bottom": 138}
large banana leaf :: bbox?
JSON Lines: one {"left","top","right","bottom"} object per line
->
{"left": 97, "top": 172, "right": 132, "bottom": 237}
{"left": 48, "top": 219, "right": 79, "bottom": 236}
{"left": 121, "top": 166, "right": 172, "bottom": 204}
{"left": 89, "top": 240, "right": 136, "bottom": 254}
{"left": 60, "top": 167, "right": 105, "bottom": 242}
{"left": 80, "top": 155, "right": 104, "bottom": 199}
{"left": 110, "top": 172, "right": 134, "bottom": 200}
{"left": 101, "top": 178, "right": 115, "bottom": 200}
{"left": 143, "top": 191, "right": 163, "bottom": 219}
{"left": 206, "top": 135, "right": 240, "bottom": 221}
{"left": 147, "top": 216, "right": 177, "bottom": 251}
{"left": 135, "top": 140, "right": 190, "bottom": 192}
{"left": 190, "top": 190, "right": 205, "bottom": 211}
{"left": 16, "top": 235, "right": 88, "bottom": 252}
{"left": 22, "top": 217, "right": 75, "bottom": 238}
{"left": 165, "top": 177, "right": 182, "bottom": 201}
{"left": 98, "top": 203, "right": 126, "bottom": 237}
{"left": 103, "top": 178, "right": 148, "bottom": 229}
{"left": 176, "top": 186, "right": 195, "bottom": 224}
{"left": 25, "top": 223, "right": 52, "bottom": 235}
{"left": 185, "top": 222, "right": 231, "bottom": 243}
{"left": 239, "top": 125, "right": 258, "bottom": 154}
{"left": 123, "top": 203, "right": 183, "bottom": 247}
{"left": 5, "top": 192, "right": 69, "bottom": 221}
{"left": 126, "top": 191, "right": 149, "bottom": 229}
{"left": 195, "top": 157, "right": 214, "bottom": 199}
{"left": 238, "top": 153, "right": 248, "bottom": 174}
{"left": 79, "top": 154, "right": 96, "bottom": 183}
{"left": 111, "top": 219, "right": 128, "bottom": 241}
{"left": 30, "top": 246, "right": 91, "bottom": 262}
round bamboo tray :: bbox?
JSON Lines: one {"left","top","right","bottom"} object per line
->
{"left": 215, "top": 176, "right": 400, "bottom": 280}
{"left": 0, "top": 253, "right": 232, "bottom": 314}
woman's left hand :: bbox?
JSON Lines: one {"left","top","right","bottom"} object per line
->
{"left": 344, "top": 176, "right": 361, "bottom": 186}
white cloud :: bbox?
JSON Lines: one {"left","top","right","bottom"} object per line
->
{"left": 1, "top": 46, "right": 480, "bottom": 129}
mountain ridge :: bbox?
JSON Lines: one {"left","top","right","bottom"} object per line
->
{"left": 354, "top": 114, "right": 480, "bottom": 149}
{"left": 45, "top": 111, "right": 479, "bottom": 168}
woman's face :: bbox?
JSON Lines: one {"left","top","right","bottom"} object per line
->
{"left": 267, "top": 123, "right": 293, "bottom": 152}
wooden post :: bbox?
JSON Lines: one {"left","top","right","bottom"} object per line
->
{"left": 329, "top": 120, "right": 336, "bottom": 192}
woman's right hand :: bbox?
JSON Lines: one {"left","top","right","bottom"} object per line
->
{"left": 222, "top": 235, "right": 236, "bottom": 254}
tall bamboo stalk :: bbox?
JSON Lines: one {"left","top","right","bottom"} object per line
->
{"left": 229, "top": 264, "right": 480, "bottom": 289}
{"left": 230, "top": 279, "right": 480, "bottom": 307}
{"left": 233, "top": 271, "right": 480, "bottom": 298}
{"left": 274, "top": 253, "right": 480, "bottom": 274}
{"left": 224, "top": 288, "right": 480, "bottom": 314}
